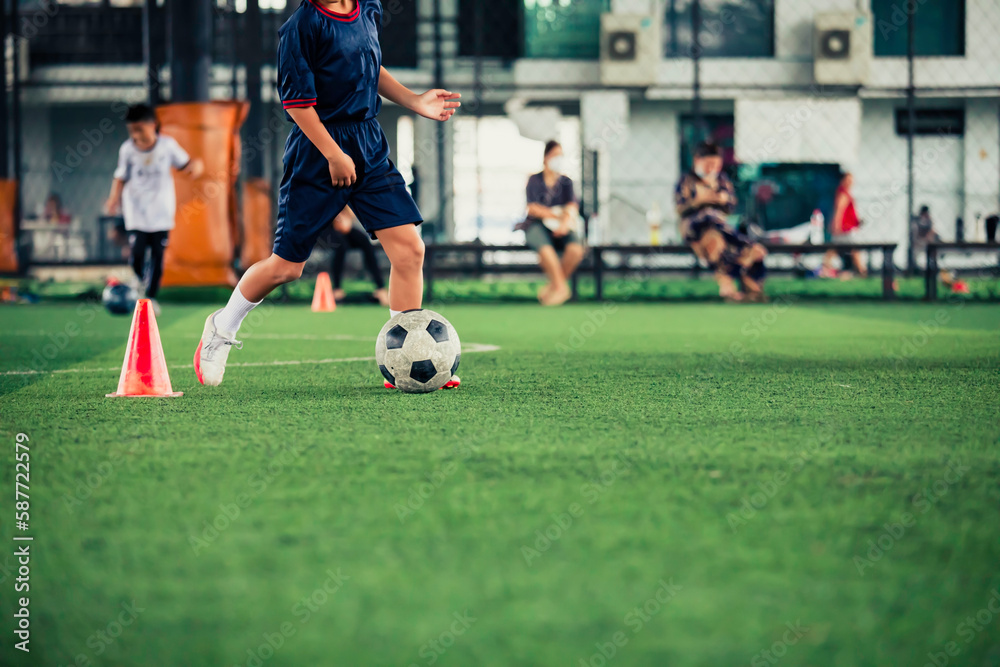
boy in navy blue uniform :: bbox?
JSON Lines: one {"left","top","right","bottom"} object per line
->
{"left": 195, "top": 0, "right": 460, "bottom": 387}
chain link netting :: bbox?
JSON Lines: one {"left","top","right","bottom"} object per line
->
{"left": 12, "top": 0, "right": 1000, "bottom": 293}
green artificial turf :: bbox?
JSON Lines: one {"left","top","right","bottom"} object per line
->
{"left": 0, "top": 300, "right": 998, "bottom": 667}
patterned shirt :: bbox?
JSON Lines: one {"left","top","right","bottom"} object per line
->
{"left": 674, "top": 171, "right": 737, "bottom": 236}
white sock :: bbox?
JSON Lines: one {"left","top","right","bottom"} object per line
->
{"left": 389, "top": 310, "right": 402, "bottom": 319}
{"left": 215, "top": 286, "right": 261, "bottom": 336}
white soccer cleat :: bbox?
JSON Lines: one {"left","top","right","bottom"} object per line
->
{"left": 194, "top": 309, "right": 242, "bottom": 386}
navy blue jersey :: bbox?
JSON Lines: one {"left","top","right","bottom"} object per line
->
{"left": 278, "top": 0, "right": 383, "bottom": 123}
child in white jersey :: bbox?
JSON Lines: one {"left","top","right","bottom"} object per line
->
{"left": 105, "top": 104, "right": 203, "bottom": 314}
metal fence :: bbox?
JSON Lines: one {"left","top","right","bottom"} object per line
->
{"left": 5, "top": 0, "right": 1000, "bottom": 280}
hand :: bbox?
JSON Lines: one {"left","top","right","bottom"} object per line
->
{"left": 184, "top": 158, "right": 205, "bottom": 179}
{"left": 328, "top": 150, "right": 357, "bottom": 188}
{"left": 105, "top": 198, "right": 121, "bottom": 215}
{"left": 411, "top": 89, "right": 461, "bottom": 122}
{"left": 553, "top": 224, "right": 571, "bottom": 238}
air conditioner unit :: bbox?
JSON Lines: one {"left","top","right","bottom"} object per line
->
{"left": 814, "top": 12, "right": 871, "bottom": 86}
{"left": 600, "top": 13, "right": 660, "bottom": 87}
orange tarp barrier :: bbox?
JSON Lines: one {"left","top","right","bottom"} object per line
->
{"left": 241, "top": 177, "right": 274, "bottom": 269}
{"left": 158, "top": 102, "right": 248, "bottom": 287}
{"left": 0, "top": 180, "right": 18, "bottom": 273}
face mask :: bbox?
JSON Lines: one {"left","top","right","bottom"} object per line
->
{"left": 694, "top": 165, "right": 716, "bottom": 180}
{"left": 547, "top": 156, "right": 565, "bottom": 174}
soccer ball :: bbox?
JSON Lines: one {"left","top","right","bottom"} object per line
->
{"left": 102, "top": 279, "right": 138, "bottom": 316}
{"left": 375, "top": 310, "right": 461, "bottom": 393}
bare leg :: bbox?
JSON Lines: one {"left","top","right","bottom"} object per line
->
{"left": 851, "top": 250, "right": 868, "bottom": 277}
{"left": 374, "top": 224, "right": 425, "bottom": 311}
{"left": 238, "top": 254, "right": 306, "bottom": 302}
{"left": 537, "top": 245, "right": 569, "bottom": 305}
{"left": 699, "top": 231, "right": 740, "bottom": 301}
{"left": 561, "top": 243, "right": 585, "bottom": 280}
{"left": 822, "top": 249, "right": 838, "bottom": 275}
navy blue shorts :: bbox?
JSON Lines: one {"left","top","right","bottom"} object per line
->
{"left": 274, "top": 117, "right": 422, "bottom": 263}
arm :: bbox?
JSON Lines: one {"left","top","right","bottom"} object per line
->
{"left": 379, "top": 67, "right": 460, "bottom": 121}
{"left": 286, "top": 106, "right": 357, "bottom": 187}
{"left": 554, "top": 180, "right": 579, "bottom": 236}
{"left": 527, "top": 203, "right": 556, "bottom": 219}
{"left": 105, "top": 179, "right": 125, "bottom": 215}
{"left": 167, "top": 137, "right": 204, "bottom": 179}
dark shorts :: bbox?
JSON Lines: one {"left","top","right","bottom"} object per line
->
{"left": 524, "top": 221, "right": 581, "bottom": 252}
{"left": 274, "top": 117, "right": 422, "bottom": 263}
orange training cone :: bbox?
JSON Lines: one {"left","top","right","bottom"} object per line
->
{"left": 311, "top": 272, "right": 337, "bottom": 312}
{"left": 106, "top": 299, "right": 183, "bottom": 398}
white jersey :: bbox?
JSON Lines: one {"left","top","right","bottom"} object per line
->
{"left": 114, "top": 135, "right": 191, "bottom": 233}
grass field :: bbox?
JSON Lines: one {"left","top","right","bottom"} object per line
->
{"left": 1, "top": 299, "right": 998, "bottom": 666}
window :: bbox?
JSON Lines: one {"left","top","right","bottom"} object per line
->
{"left": 458, "top": 0, "right": 522, "bottom": 60}
{"left": 381, "top": 0, "right": 418, "bottom": 67}
{"left": 665, "top": 0, "right": 774, "bottom": 58}
{"left": 678, "top": 114, "right": 735, "bottom": 174}
{"left": 873, "top": 0, "right": 965, "bottom": 57}
{"left": 894, "top": 108, "right": 965, "bottom": 137}
{"left": 524, "top": 0, "right": 609, "bottom": 59}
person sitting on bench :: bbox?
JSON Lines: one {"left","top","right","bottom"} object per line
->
{"left": 675, "top": 141, "right": 767, "bottom": 302}
{"left": 517, "top": 140, "right": 586, "bottom": 306}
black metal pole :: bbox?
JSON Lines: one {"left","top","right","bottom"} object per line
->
{"left": 230, "top": 0, "right": 239, "bottom": 100}
{"left": 11, "top": 0, "right": 21, "bottom": 230}
{"left": 472, "top": 0, "right": 483, "bottom": 241}
{"left": 0, "top": 0, "right": 8, "bottom": 179}
{"left": 142, "top": 0, "right": 161, "bottom": 105}
{"left": 691, "top": 0, "right": 703, "bottom": 140}
{"left": 433, "top": 0, "right": 446, "bottom": 240}
{"left": 244, "top": 0, "right": 264, "bottom": 177}
{"left": 905, "top": 7, "right": 916, "bottom": 274}
{"left": 169, "top": 0, "right": 213, "bottom": 102}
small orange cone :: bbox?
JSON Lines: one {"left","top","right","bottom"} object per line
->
{"left": 106, "top": 299, "right": 183, "bottom": 398}
{"left": 311, "top": 272, "right": 337, "bottom": 312}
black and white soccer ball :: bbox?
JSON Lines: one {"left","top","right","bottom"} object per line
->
{"left": 375, "top": 310, "right": 461, "bottom": 394}
{"left": 102, "top": 279, "right": 138, "bottom": 316}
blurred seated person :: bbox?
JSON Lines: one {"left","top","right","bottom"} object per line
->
{"left": 42, "top": 193, "right": 72, "bottom": 225}
{"left": 330, "top": 205, "right": 390, "bottom": 307}
{"left": 913, "top": 205, "right": 942, "bottom": 245}
{"left": 675, "top": 141, "right": 767, "bottom": 302}
{"left": 517, "top": 140, "right": 586, "bottom": 306}
{"left": 912, "top": 205, "right": 967, "bottom": 293}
